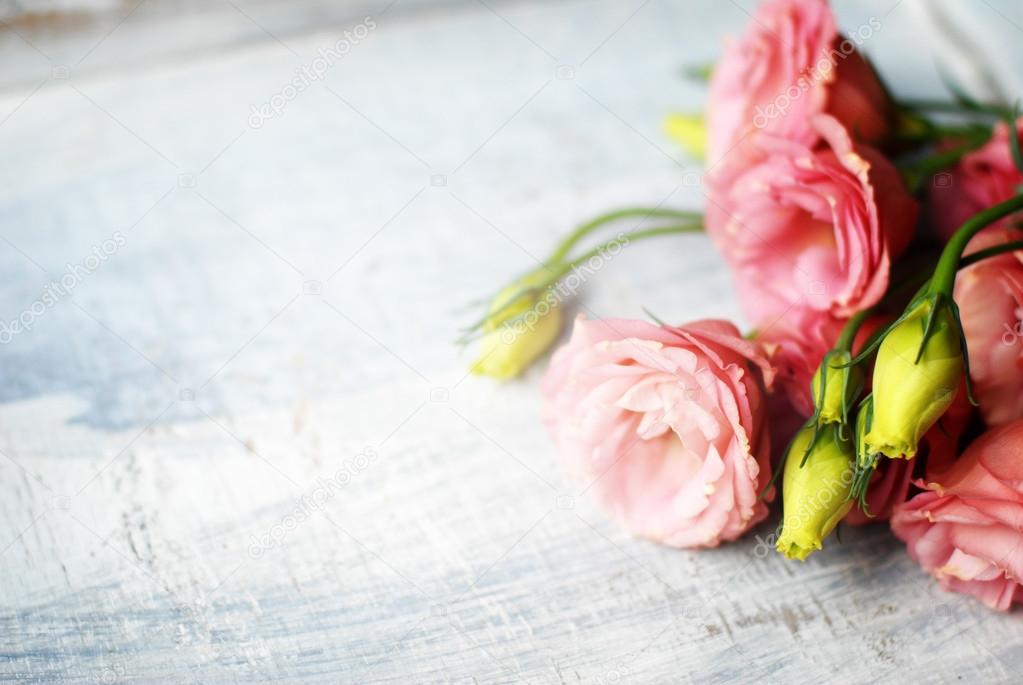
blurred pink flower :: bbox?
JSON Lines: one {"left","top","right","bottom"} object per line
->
{"left": 541, "top": 316, "right": 774, "bottom": 548}
{"left": 706, "top": 0, "right": 892, "bottom": 165}
{"left": 892, "top": 420, "right": 1023, "bottom": 611}
{"left": 706, "top": 115, "right": 917, "bottom": 326}
{"left": 929, "top": 119, "right": 1023, "bottom": 243}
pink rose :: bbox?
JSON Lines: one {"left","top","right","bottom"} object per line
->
{"left": 706, "top": 115, "right": 917, "bottom": 325}
{"left": 891, "top": 420, "right": 1023, "bottom": 611}
{"left": 929, "top": 119, "right": 1023, "bottom": 243}
{"left": 955, "top": 228, "right": 1023, "bottom": 426}
{"left": 707, "top": 0, "right": 893, "bottom": 164}
{"left": 541, "top": 316, "right": 775, "bottom": 548}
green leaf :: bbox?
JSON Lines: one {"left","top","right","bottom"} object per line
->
{"left": 1009, "top": 101, "right": 1023, "bottom": 175}
{"left": 915, "top": 293, "right": 942, "bottom": 364}
{"left": 939, "top": 68, "right": 985, "bottom": 112}
{"left": 758, "top": 421, "right": 808, "bottom": 501}
{"left": 642, "top": 307, "right": 667, "bottom": 327}
{"left": 949, "top": 299, "right": 979, "bottom": 406}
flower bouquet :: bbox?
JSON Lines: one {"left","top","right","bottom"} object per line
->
{"left": 462, "top": 0, "right": 1023, "bottom": 612}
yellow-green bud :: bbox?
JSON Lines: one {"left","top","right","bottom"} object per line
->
{"left": 776, "top": 424, "right": 854, "bottom": 561}
{"left": 471, "top": 270, "right": 563, "bottom": 380}
{"left": 664, "top": 113, "right": 706, "bottom": 160}
{"left": 865, "top": 298, "right": 963, "bottom": 459}
{"left": 810, "top": 350, "right": 861, "bottom": 425}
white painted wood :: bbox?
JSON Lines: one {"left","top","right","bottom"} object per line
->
{"left": 1, "top": 1, "right": 1022, "bottom": 683}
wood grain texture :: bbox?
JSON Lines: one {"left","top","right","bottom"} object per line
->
{"left": 1, "top": 0, "right": 1023, "bottom": 683}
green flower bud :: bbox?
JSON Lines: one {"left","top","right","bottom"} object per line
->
{"left": 865, "top": 297, "right": 963, "bottom": 458}
{"left": 777, "top": 424, "right": 854, "bottom": 561}
{"left": 810, "top": 350, "right": 862, "bottom": 425}
{"left": 471, "top": 270, "right": 563, "bottom": 380}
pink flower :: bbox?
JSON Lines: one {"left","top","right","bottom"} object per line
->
{"left": 891, "top": 420, "right": 1023, "bottom": 611}
{"left": 706, "top": 115, "right": 917, "bottom": 326}
{"left": 753, "top": 308, "right": 885, "bottom": 418}
{"left": 929, "top": 119, "right": 1023, "bottom": 243}
{"left": 541, "top": 316, "right": 775, "bottom": 548}
{"left": 755, "top": 308, "right": 844, "bottom": 417}
{"left": 955, "top": 228, "right": 1023, "bottom": 426}
{"left": 707, "top": 0, "right": 892, "bottom": 164}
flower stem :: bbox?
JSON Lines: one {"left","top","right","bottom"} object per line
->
{"left": 930, "top": 195, "right": 1023, "bottom": 295}
{"left": 547, "top": 208, "right": 701, "bottom": 264}
{"left": 835, "top": 308, "right": 872, "bottom": 352}
{"left": 460, "top": 223, "right": 702, "bottom": 342}
{"left": 843, "top": 236, "right": 1023, "bottom": 366}
{"left": 549, "top": 224, "right": 703, "bottom": 280}
{"left": 899, "top": 99, "right": 1013, "bottom": 120}
{"left": 959, "top": 239, "right": 1023, "bottom": 268}
{"left": 893, "top": 123, "right": 991, "bottom": 145}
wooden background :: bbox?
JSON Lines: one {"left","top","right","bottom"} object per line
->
{"left": 1, "top": 0, "right": 1022, "bottom": 682}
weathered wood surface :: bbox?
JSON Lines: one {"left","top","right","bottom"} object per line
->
{"left": 1, "top": 1, "right": 1023, "bottom": 682}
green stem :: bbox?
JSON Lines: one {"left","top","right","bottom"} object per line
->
{"left": 883, "top": 240, "right": 1023, "bottom": 320}
{"left": 960, "top": 239, "right": 1023, "bottom": 268}
{"left": 930, "top": 194, "right": 1023, "bottom": 295}
{"left": 835, "top": 309, "right": 872, "bottom": 351}
{"left": 893, "top": 105, "right": 992, "bottom": 146}
{"left": 842, "top": 236, "right": 1023, "bottom": 367}
{"left": 460, "top": 223, "right": 702, "bottom": 342}
{"left": 551, "top": 224, "right": 703, "bottom": 276}
{"left": 899, "top": 99, "right": 1013, "bottom": 120}
{"left": 893, "top": 123, "right": 991, "bottom": 144}
{"left": 547, "top": 208, "right": 701, "bottom": 264}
